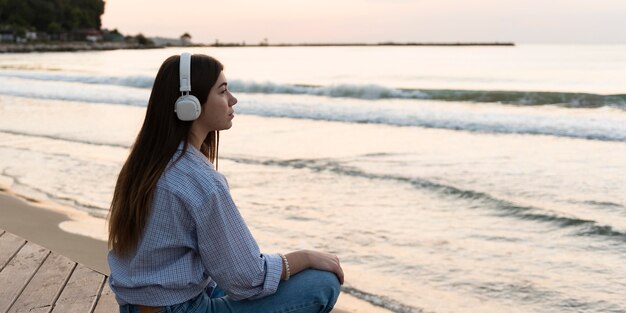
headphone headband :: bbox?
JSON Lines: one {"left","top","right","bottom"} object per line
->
{"left": 174, "top": 52, "right": 201, "bottom": 121}
{"left": 179, "top": 52, "right": 192, "bottom": 92}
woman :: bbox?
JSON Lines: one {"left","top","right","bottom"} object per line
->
{"left": 107, "top": 53, "right": 343, "bottom": 313}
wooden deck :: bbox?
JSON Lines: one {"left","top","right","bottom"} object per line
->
{"left": 0, "top": 228, "right": 117, "bottom": 313}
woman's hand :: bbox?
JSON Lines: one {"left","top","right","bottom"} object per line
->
{"left": 284, "top": 250, "right": 344, "bottom": 284}
{"left": 306, "top": 250, "right": 344, "bottom": 284}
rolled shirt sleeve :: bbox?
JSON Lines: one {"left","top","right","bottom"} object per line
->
{"left": 189, "top": 172, "right": 282, "bottom": 300}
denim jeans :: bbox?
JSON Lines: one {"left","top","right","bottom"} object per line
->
{"left": 119, "top": 269, "right": 341, "bottom": 313}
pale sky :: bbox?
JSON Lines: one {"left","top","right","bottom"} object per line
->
{"left": 101, "top": 0, "right": 626, "bottom": 44}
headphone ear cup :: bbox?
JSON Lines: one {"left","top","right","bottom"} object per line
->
{"left": 175, "top": 95, "right": 201, "bottom": 121}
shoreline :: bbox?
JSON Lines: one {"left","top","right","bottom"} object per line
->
{"left": 0, "top": 186, "right": 110, "bottom": 273}
{"left": 0, "top": 41, "right": 515, "bottom": 53}
{"left": 0, "top": 186, "right": 392, "bottom": 313}
{"left": 0, "top": 42, "right": 162, "bottom": 53}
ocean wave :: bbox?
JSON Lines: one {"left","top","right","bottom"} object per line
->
{"left": 1, "top": 166, "right": 109, "bottom": 217}
{"left": 341, "top": 286, "right": 424, "bottom": 313}
{"left": 1, "top": 72, "right": 625, "bottom": 143}
{"left": 0, "top": 71, "right": 154, "bottom": 88}
{"left": 236, "top": 97, "right": 626, "bottom": 142}
{"left": 3, "top": 129, "right": 624, "bottom": 241}
{"left": 227, "top": 156, "right": 626, "bottom": 242}
{"left": 581, "top": 200, "right": 625, "bottom": 209}
{"left": 0, "top": 131, "right": 125, "bottom": 216}
{"left": 0, "top": 129, "right": 130, "bottom": 149}
{"left": 1, "top": 70, "right": 624, "bottom": 108}
{"left": 0, "top": 76, "right": 150, "bottom": 106}
{"left": 416, "top": 89, "right": 626, "bottom": 108}
{"left": 3, "top": 88, "right": 624, "bottom": 143}
{"left": 230, "top": 80, "right": 431, "bottom": 101}
{"left": 229, "top": 81, "right": 626, "bottom": 108}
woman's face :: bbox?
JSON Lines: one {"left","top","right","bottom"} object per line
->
{"left": 198, "top": 71, "right": 237, "bottom": 131}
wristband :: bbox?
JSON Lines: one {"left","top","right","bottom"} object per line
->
{"left": 279, "top": 254, "right": 291, "bottom": 280}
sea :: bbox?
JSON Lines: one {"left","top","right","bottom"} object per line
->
{"left": 0, "top": 45, "right": 625, "bottom": 313}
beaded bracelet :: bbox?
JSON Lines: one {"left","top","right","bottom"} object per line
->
{"left": 279, "top": 253, "right": 291, "bottom": 280}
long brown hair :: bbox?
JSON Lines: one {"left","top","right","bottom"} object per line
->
{"left": 108, "top": 54, "right": 223, "bottom": 257}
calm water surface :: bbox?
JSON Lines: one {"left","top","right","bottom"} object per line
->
{"left": 0, "top": 45, "right": 625, "bottom": 312}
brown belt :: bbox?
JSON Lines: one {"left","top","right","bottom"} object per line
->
{"left": 135, "top": 305, "right": 164, "bottom": 313}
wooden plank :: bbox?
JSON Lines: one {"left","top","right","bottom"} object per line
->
{"left": 51, "top": 263, "right": 105, "bottom": 313}
{"left": 8, "top": 252, "right": 76, "bottom": 313}
{"left": 93, "top": 277, "right": 119, "bottom": 313}
{"left": 0, "top": 232, "right": 27, "bottom": 271}
{"left": 0, "top": 242, "right": 49, "bottom": 312}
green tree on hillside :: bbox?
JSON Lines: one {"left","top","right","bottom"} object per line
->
{"left": 0, "top": 0, "right": 105, "bottom": 32}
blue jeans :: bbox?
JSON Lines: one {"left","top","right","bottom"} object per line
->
{"left": 120, "top": 269, "right": 341, "bottom": 313}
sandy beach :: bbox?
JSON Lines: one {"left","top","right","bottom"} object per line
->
{"left": 0, "top": 187, "right": 391, "bottom": 313}
{"left": 0, "top": 188, "right": 109, "bottom": 272}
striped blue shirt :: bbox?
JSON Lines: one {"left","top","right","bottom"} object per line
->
{"left": 108, "top": 143, "right": 283, "bottom": 306}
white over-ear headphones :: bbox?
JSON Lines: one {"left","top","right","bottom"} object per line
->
{"left": 174, "top": 52, "right": 201, "bottom": 121}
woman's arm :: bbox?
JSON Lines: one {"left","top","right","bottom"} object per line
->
{"left": 283, "top": 250, "right": 344, "bottom": 284}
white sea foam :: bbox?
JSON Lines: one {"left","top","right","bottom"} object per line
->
{"left": 0, "top": 70, "right": 154, "bottom": 88}
{"left": 232, "top": 94, "right": 626, "bottom": 142}
{"left": 1, "top": 74, "right": 624, "bottom": 142}
{"left": 0, "top": 75, "right": 150, "bottom": 105}
{"left": 1, "top": 70, "right": 624, "bottom": 107}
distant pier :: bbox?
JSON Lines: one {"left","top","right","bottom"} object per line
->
{"left": 208, "top": 41, "right": 516, "bottom": 47}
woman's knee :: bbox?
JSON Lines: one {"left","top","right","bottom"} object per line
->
{"left": 319, "top": 270, "right": 341, "bottom": 296}
{"left": 300, "top": 269, "right": 341, "bottom": 308}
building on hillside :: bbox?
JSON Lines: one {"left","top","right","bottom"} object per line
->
{"left": 72, "top": 29, "right": 102, "bottom": 42}
{"left": 37, "top": 32, "right": 51, "bottom": 41}
{"left": 150, "top": 36, "right": 179, "bottom": 46}
{"left": 0, "top": 30, "right": 15, "bottom": 42}
{"left": 25, "top": 31, "right": 37, "bottom": 40}
{"left": 102, "top": 29, "right": 124, "bottom": 42}
{"left": 85, "top": 29, "right": 102, "bottom": 42}
{"left": 180, "top": 33, "right": 192, "bottom": 46}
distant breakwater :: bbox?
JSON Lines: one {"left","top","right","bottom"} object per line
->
{"left": 205, "top": 42, "right": 515, "bottom": 48}
{"left": 271, "top": 42, "right": 515, "bottom": 47}
{"left": 0, "top": 42, "right": 162, "bottom": 53}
